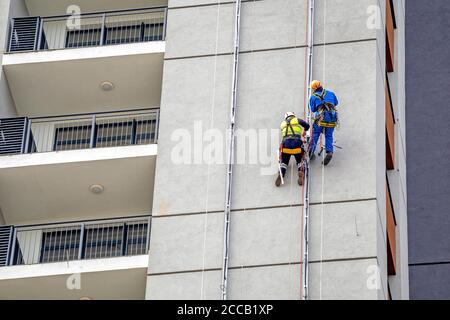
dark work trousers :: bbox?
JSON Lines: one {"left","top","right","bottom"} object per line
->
{"left": 280, "top": 138, "right": 305, "bottom": 176}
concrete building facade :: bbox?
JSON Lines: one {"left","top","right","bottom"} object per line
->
{"left": 0, "top": 0, "right": 408, "bottom": 300}
{"left": 147, "top": 0, "right": 408, "bottom": 300}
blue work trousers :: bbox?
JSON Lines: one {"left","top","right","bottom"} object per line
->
{"left": 310, "top": 123, "right": 334, "bottom": 154}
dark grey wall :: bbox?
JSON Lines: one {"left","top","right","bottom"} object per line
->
{"left": 406, "top": 0, "right": 450, "bottom": 299}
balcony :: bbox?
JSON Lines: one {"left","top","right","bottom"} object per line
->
{"left": 0, "top": 109, "right": 159, "bottom": 155}
{"left": 7, "top": 7, "right": 167, "bottom": 53}
{"left": 0, "top": 216, "right": 150, "bottom": 299}
{"left": 3, "top": 7, "right": 166, "bottom": 117}
{"left": 1, "top": 216, "right": 150, "bottom": 267}
{"left": 0, "top": 110, "right": 159, "bottom": 225}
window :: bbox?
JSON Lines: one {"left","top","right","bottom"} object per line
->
{"left": 124, "top": 222, "right": 149, "bottom": 256}
{"left": 40, "top": 227, "right": 81, "bottom": 263}
{"left": 385, "top": 80, "right": 395, "bottom": 170}
{"left": 386, "top": 179, "right": 397, "bottom": 275}
{"left": 386, "top": 0, "right": 395, "bottom": 72}
{"left": 9, "top": 219, "right": 149, "bottom": 266}
{"left": 66, "top": 25, "right": 102, "bottom": 48}
{"left": 65, "top": 22, "right": 164, "bottom": 48}
{"left": 52, "top": 118, "right": 157, "bottom": 151}
{"left": 83, "top": 224, "right": 124, "bottom": 259}
{"left": 82, "top": 222, "right": 148, "bottom": 259}
{"left": 54, "top": 122, "right": 92, "bottom": 151}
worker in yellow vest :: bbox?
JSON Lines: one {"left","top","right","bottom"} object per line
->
{"left": 276, "top": 112, "right": 310, "bottom": 187}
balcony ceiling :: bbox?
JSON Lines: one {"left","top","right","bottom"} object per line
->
{"left": 0, "top": 145, "right": 157, "bottom": 225}
{"left": 0, "top": 256, "right": 148, "bottom": 300}
{"left": 3, "top": 43, "right": 164, "bottom": 117}
{"left": 25, "top": 0, "right": 168, "bottom": 16}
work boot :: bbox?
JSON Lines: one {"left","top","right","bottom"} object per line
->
{"left": 298, "top": 171, "right": 304, "bottom": 186}
{"left": 275, "top": 174, "right": 283, "bottom": 187}
{"left": 323, "top": 152, "right": 333, "bottom": 166}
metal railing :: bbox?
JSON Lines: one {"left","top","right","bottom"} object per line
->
{"left": 0, "top": 109, "right": 159, "bottom": 156}
{"left": 8, "top": 7, "right": 167, "bottom": 52}
{"left": 2, "top": 216, "right": 151, "bottom": 267}
{"left": 0, "top": 117, "right": 27, "bottom": 155}
{"left": 26, "top": 109, "right": 159, "bottom": 154}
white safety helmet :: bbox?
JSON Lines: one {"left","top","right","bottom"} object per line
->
{"left": 284, "top": 111, "right": 295, "bottom": 120}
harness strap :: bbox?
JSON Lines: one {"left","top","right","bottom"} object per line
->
{"left": 313, "top": 89, "right": 338, "bottom": 127}
{"left": 313, "top": 89, "right": 336, "bottom": 111}
{"left": 316, "top": 121, "right": 337, "bottom": 128}
{"left": 287, "top": 117, "right": 296, "bottom": 137}
{"left": 284, "top": 116, "right": 303, "bottom": 139}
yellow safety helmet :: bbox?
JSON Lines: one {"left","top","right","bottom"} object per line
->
{"left": 310, "top": 80, "right": 322, "bottom": 91}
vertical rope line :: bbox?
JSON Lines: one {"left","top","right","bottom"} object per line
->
{"left": 319, "top": 0, "right": 327, "bottom": 301}
{"left": 300, "top": 0, "right": 311, "bottom": 300}
{"left": 221, "top": 0, "right": 242, "bottom": 300}
{"left": 243, "top": 0, "right": 259, "bottom": 299}
{"left": 238, "top": 0, "right": 257, "bottom": 299}
{"left": 280, "top": 0, "right": 303, "bottom": 296}
{"left": 200, "top": 0, "right": 221, "bottom": 300}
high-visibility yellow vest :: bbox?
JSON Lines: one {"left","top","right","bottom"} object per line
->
{"left": 281, "top": 117, "right": 303, "bottom": 138}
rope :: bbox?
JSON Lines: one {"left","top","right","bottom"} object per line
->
{"left": 238, "top": 0, "right": 258, "bottom": 298}
{"left": 200, "top": 0, "right": 222, "bottom": 300}
{"left": 221, "top": 0, "right": 242, "bottom": 300}
{"left": 299, "top": 0, "right": 311, "bottom": 300}
{"left": 319, "top": 0, "right": 327, "bottom": 301}
{"left": 282, "top": 0, "right": 305, "bottom": 299}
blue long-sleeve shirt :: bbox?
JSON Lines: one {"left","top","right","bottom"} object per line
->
{"left": 309, "top": 88, "right": 339, "bottom": 113}
{"left": 297, "top": 118, "right": 310, "bottom": 131}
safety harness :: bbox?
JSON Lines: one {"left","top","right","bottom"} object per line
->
{"left": 283, "top": 117, "right": 304, "bottom": 155}
{"left": 312, "top": 89, "right": 338, "bottom": 128}
{"left": 285, "top": 117, "right": 302, "bottom": 139}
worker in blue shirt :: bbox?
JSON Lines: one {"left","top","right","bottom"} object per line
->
{"left": 308, "top": 80, "right": 339, "bottom": 166}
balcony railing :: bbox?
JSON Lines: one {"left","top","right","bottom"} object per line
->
{"left": 0, "top": 109, "right": 159, "bottom": 156}
{"left": 0, "top": 216, "right": 151, "bottom": 267}
{"left": 7, "top": 7, "right": 167, "bottom": 53}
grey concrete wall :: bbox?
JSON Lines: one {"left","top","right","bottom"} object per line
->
{"left": 0, "top": 0, "right": 14, "bottom": 117}
{"left": 0, "top": 0, "right": 28, "bottom": 118}
{"left": 406, "top": 0, "right": 450, "bottom": 300}
{"left": 375, "top": 0, "right": 388, "bottom": 300}
{"left": 0, "top": 74, "right": 15, "bottom": 118}
{"left": 147, "top": 0, "right": 399, "bottom": 300}
{"left": 9, "top": 0, "right": 28, "bottom": 17}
